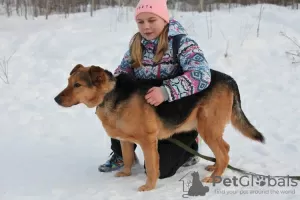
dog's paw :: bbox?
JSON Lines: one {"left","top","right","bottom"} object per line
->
{"left": 202, "top": 176, "right": 221, "bottom": 183}
{"left": 205, "top": 165, "right": 216, "bottom": 172}
{"left": 202, "top": 177, "right": 213, "bottom": 183}
{"left": 138, "top": 184, "right": 155, "bottom": 192}
{"left": 115, "top": 171, "right": 131, "bottom": 177}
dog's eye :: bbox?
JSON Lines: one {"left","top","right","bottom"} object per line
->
{"left": 74, "top": 83, "right": 81, "bottom": 88}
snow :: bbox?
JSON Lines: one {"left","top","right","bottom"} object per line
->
{"left": 1, "top": 4, "right": 300, "bottom": 200}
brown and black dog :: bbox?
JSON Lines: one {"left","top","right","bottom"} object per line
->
{"left": 54, "top": 64, "right": 265, "bottom": 191}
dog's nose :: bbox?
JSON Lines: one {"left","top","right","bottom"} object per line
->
{"left": 54, "top": 95, "right": 61, "bottom": 104}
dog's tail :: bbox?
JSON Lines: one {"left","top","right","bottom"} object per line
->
{"left": 230, "top": 80, "right": 265, "bottom": 143}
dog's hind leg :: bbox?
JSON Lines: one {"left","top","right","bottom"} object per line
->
{"left": 205, "top": 139, "right": 230, "bottom": 172}
{"left": 200, "top": 132, "right": 230, "bottom": 183}
{"left": 223, "top": 139, "right": 230, "bottom": 153}
{"left": 196, "top": 108, "right": 227, "bottom": 179}
{"left": 115, "top": 141, "right": 135, "bottom": 177}
{"left": 200, "top": 135, "right": 227, "bottom": 183}
{"left": 138, "top": 135, "right": 159, "bottom": 192}
{"left": 209, "top": 138, "right": 230, "bottom": 179}
{"left": 197, "top": 86, "right": 233, "bottom": 183}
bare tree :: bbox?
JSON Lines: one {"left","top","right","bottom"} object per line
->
{"left": 45, "top": 0, "right": 50, "bottom": 19}
{"left": 90, "top": 0, "right": 94, "bottom": 16}
{"left": 257, "top": 4, "right": 264, "bottom": 37}
{"left": 206, "top": 10, "right": 213, "bottom": 39}
{"left": 1, "top": 0, "right": 299, "bottom": 19}
{"left": 198, "top": 0, "right": 204, "bottom": 12}
{"left": 219, "top": 28, "right": 229, "bottom": 58}
{"left": 240, "top": 19, "right": 254, "bottom": 46}
{"left": 280, "top": 31, "right": 300, "bottom": 64}
{"left": 5, "top": 0, "right": 12, "bottom": 17}
{"left": 32, "top": 0, "right": 39, "bottom": 18}
{"left": 63, "top": 0, "right": 69, "bottom": 18}
{"left": 23, "top": 0, "right": 28, "bottom": 20}
{"left": 16, "top": 0, "right": 21, "bottom": 15}
{"left": 0, "top": 51, "right": 15, "bottom": 84}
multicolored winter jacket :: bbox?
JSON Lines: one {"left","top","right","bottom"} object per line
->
{"left": 114, "top": 18, "right": 211, "bottom": 102}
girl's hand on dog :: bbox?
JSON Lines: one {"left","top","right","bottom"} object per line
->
{"left": 145, "top": 87, "right": 164, "bottom": 106}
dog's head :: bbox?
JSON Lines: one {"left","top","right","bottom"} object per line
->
{"left": 54, "top": 64, "right": 115, "bottom": 108}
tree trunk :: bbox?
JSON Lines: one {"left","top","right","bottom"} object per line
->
{"left": 5, "top": 0, "right": 11, "bottom": 17}
{"left": 23, "top": 0, "right": 28, "bottom": 20}
{"left": 91, "top": 0, "right": 94, "bottom": 16}
{"left": 198, "top": 0, "right": 204, "bottom": 12}
{"left": 16, "top": 0, "right": 21, "bottom": 16}
{"left": 45, "top": 0, "right": 49, "bottom": 19}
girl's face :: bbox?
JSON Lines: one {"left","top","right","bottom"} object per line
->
{"left": 136, "top": 13, "right": 167, "bottom": 40}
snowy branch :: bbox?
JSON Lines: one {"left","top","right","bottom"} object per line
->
{"left": 0, "top": 51, "right": 15, "bottom": 84}
{"left": 280, "top": 31, "right": 300, "bottom": 64}
{"left": 257, "top": 4, "right": 265, "bottom": 37}
{"left": 219, "top": 28, "right": 229, "bottom": 58}
{"left": 240, "top": 19, "right": 254, "bottom": 46}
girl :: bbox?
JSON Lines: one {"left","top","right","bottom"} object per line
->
{"left": 99, "top": 0, "right": 211, "bottom": 179}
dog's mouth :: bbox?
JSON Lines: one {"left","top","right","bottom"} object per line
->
{"left": 54, "top": 95, "right": 80, "bottom": 107}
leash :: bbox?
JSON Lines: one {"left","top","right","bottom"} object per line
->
{"left": 167, "top": 137, "right": 300, "bottom": 181}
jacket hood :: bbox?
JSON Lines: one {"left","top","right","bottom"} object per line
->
{"left": 167, "top": 18, "right": 187, "bottom": 37}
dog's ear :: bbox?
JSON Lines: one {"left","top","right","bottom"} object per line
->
{"left": 70, "top": 64, "right": 84, "bottom": 75}
{"left": 89, "top": 65, "right": 105, "bottom": 86}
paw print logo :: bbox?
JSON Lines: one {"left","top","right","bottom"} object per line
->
{"left": 256, "top": 176, "right": 266, "bottom": 186}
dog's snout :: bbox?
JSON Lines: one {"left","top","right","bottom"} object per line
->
{"left": 54, "top": 95, "right": 61, "bottom": 104}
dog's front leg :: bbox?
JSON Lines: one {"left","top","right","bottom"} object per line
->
{"left": 138, "top": 136, "right": 159, "bottom": 192}
{"left": 115, "top": 141, "right": 134, "bottom": 177}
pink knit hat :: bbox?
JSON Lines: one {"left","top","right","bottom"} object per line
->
{"left": 135, "top": 0, "right": 169, "bottom": 23}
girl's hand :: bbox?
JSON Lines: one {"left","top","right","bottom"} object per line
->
{"left": 145, "top": 87, "right": 165, "bottom": 106}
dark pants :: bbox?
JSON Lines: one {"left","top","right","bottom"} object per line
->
{"left": 110, "top": 130, "right": 198, "bottom": 179}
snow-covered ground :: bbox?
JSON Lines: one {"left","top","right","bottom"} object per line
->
{"left": 0, "top": 4, "right": 300, "bottom": 200}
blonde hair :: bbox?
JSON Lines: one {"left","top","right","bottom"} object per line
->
{"left": 130, "top": 25, "right": 169, "bottom": 68}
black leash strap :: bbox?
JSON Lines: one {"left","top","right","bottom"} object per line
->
{"left": 167, "top": 137, "right": 300, "bottom": 181}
